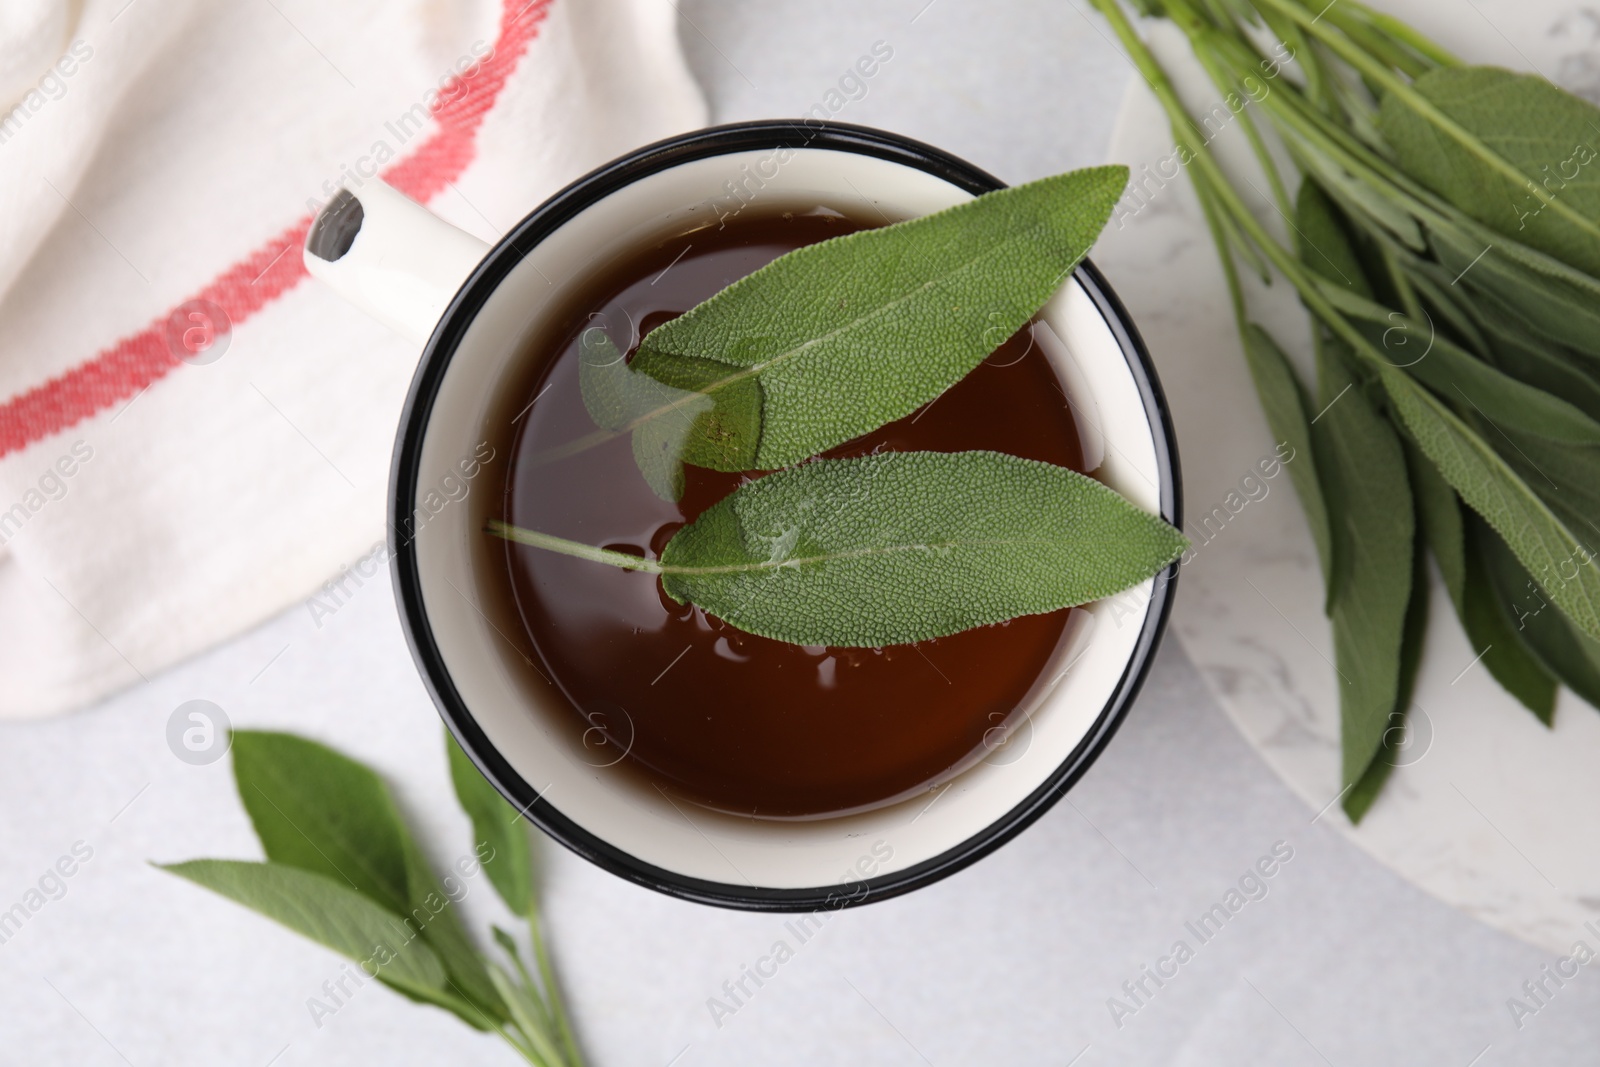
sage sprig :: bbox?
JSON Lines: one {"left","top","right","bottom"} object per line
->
{"left": 492, "top": 451, "right": 1186, "bottom": 647}
{"left": 160, "top": 731, "right": 584, "bottom": 1067}
{"left": 1091, "top": 0, "right": 1600, "bottom": 818}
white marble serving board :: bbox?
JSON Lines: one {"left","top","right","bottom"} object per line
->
{"left": 1095, "top": 0, "right": 1600, "bottom": 955}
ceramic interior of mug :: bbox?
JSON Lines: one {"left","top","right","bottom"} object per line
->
{"left": 394, "top": 127, "right": 1175, "bottom": 907}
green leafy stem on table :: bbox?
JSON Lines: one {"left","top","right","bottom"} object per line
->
{"left": 1090, "top": 0, "right": 1600, "bottom": 819}
{"left": 159, "top": 731, "right": 584, "bottom": 1067}
{"left": 494, "top": 167, "right": 1189, "bottom": 649}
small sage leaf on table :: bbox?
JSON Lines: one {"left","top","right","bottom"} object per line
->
{"left": 231, "top": 730, "right": 506, "bottom": 1028}
{"left": 492, "top": 451, "right": 1186, "bottom": 647}
{"left": 231, "top": 730, "right": 413, "bottom": 913}
{"left": 159, "top": 860, "right": 453, "bottom": 1002}
{"left": 161, "top": 733, "right": 589, "bottom": 1064}
{"left": 447, "top": 731, "right": 534, "bottom": 916}
{"left": 581, "top": 166, "right": 1128, "bottom": 495}
{"left": 449, "top": 734, "right": 583, "bottom": 1065}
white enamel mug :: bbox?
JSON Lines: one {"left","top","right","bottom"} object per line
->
{"left": 302, "top": 122, "right": 1181, "bottom": 910}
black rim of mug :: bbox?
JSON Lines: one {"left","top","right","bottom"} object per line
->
{"left": 388, "top": 119, "right": 1183, "bottom": 912}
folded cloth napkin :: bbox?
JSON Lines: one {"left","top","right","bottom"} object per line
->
{"left": 0, "top": 0, "right": 707, "bottom": 717}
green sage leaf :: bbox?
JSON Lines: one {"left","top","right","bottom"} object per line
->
{"left": 1282, "top": 130, "right": 1427, "bottom": 251}
{"left": 1296, "top": 180, "right": 1373, "bottom": 299}
{"left": 1377, "top": 67, "right": 1600, "bottom": 276}
{"left": 232, "top": 730, "right": 413, "bottom": 914}
{"left": 1428, "top": 222, "right": 1600, "bottom": 363}
{"left": 1476, "top": 516, "right": 1600, "bottom": 714}
{"left": 1462, "top": 515, "right": 1560, "bottom": 721}
{"left": 1311, "top": 341, "right": 1415, "bottom": 796}
{"left": 447, "top": 732, "right": 534, "bottom": 917}
{"left": 1492, "top": 429, "right": 1600, "bottom": 536}
{"left": 652, "top": 450, "right": 1185, "bottom": 647}
{"left": 394, "top": 838, "right": 504, "bottom": 1027}
{"left": 1405, "top": 438, "right": 1465, "bottom": 605}
{"left": 1344, "top": 530, "right": 1429, "bottom": 823}
{"left": 1383, "top": 230, "right": 1600, "bottom": 409}
{"left": 160, "top": 860, "right": 451, "bottom": 1002}
{"left": 1242, "top": 324, "right": 1333, "bottom": 585}
{"left": 578, "top": 329, "right": 714, "bottom": 502}
{"left": 1373, "top": 361, "right": 1600, "bottom": 642}
{"left": 1407, "top": 441, "right": 1556, "bottom": 720}
{"left": 1476, "top": 312, "right": 1600, "bottom": 423}
{"left": 231, "top": 731, "right": 506, "bottom": 1024}
{"left": 627, "top": 167, "right": 1129, "bottom": 473}
{"left": 1313, "top": 282, "right": 1600, "bottom": 445}
{"left": 1293, "top": 179, "right": 1600, "bottom": 447}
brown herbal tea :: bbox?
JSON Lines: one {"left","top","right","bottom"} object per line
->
{"left": 494, "top": 208, "right": 1090, "bottom": 819}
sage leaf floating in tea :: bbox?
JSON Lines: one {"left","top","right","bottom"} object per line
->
{"left": 491, "top": 450, "right": 1187, "bottom": 648}
{"left": 560, "top": 167, "right": 1130, "bottom": 498}
{"left": 576, "top": 329, "right": 714, "bottom": 501}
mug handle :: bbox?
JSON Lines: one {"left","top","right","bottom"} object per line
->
{"left": 302, "top": 181, "right": 490, "bottom": 346}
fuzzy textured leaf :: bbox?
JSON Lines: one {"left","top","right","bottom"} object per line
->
{"left": 161, "top": 860, "right": 450, "bottom": 1001}
{"left": 1376, "top": 363, "right": 1600, "bottom": 642}
{"left": 628, "top": 168, "right": 1129, "bottom": 472}
{"left": 1461, "top": 516, "right": 1560, "bottom": 721}
{"left": 1408, "top": 444, "right": 1556, "bottom": 719}
{"left": 447, "top": 732, "right": 534, "bottom": 917}
{"left": 231, "top": 731, "right": 505, "bottom": 1024}
{"left": 578, "top": 328, "right": 718, "bottom": 501}
{"left": 1493, "top": 430, "right": 1600, "bottom": 541}
{"left": 654, "top": 450, "right": 1185, "bottom": 647}
{"left": 1242, "top": 324, "right": 1332, "bottom": 584}
{"left": 1378, "top": 67, "right": 1600, "bottom": 275}
{"left": 1316, "top": 284, "right": 1600, "bottom": 445}
{"left": 1476, "top": 517, "right": 1600, "bottom": 714}
{"left": 1311, "top": 343, "right": 1415, "bottom": 797}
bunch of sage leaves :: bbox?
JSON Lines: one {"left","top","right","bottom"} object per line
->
{"left": 161, "top": 731, "right": 584, "bottom": 1066}
{"left": 492, "top": 168, "right": 1189, "bottom": 648}
{"left": 1091, "top": 0, "right": 1600, "bottom": 818}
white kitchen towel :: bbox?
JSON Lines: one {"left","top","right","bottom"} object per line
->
{"left": 0, "top": 0, "right": 708, "bottom": 717}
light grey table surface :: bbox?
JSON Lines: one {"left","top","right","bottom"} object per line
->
{"left": 4, "top": 2, "right": 1599, "bottom": 1065}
